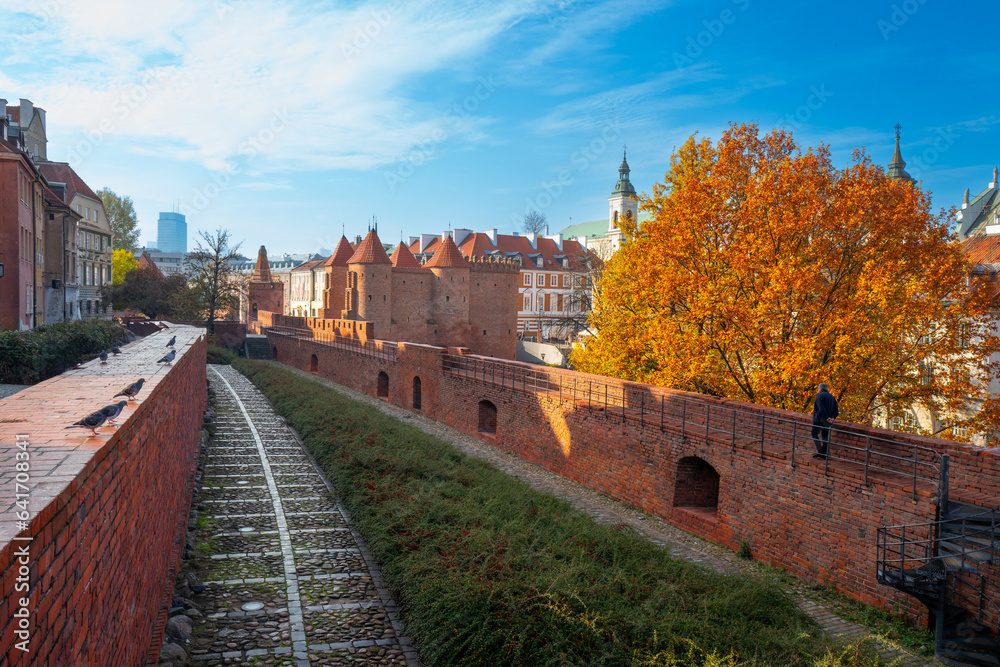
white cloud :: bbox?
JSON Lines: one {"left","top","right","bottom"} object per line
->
{"left": 3, "top": 0, "right": 558, "bottom": 172}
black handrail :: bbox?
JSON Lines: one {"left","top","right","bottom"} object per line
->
{"left": 263, "top": 325, "right": 398, "bottom": 363}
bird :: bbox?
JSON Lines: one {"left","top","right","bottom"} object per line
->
{"left": 99, "top": 350, "right": 108, "bottom": 364}
{"left": 114, "top": 378, "right": 146, "bottom": 402}
{"left": 166, "top": 336, "right": 176, "bottom": 347}
{"left": 99, "top": 401, "right": 128, "bottom": 425}
{"left": 66, "top": 410, "right": 107, "bottom": 436}
{"left": 158, "top": 350, "right": 176, "bottom": 365}
{"left": 110, "top": 345, "right": 122, "bottom": 355}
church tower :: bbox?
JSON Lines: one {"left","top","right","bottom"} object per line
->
{"left": 607, "top": 149, "right": 638, "bottom": 253}
{"left": 887, "top": 124, "right": 915, "bottom": 184}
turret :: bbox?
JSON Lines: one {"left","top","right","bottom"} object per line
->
{"left": 887, "top": 124, "right": 915, "bottom": 184}
{"left": 343, "top": 230, "right": 393, "bottom": 337}
{"left": 424, "top": 235, "right": 471, "bottom": 345}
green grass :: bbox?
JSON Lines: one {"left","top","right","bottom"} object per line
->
{"left": 207, "top": 343, "right": 238, "bottom": 365}
{"left": 232, "top": 358, "right": 897, "bottom": 666}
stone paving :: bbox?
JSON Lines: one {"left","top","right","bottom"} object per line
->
{"left": 270, "top": 362, "right": 942, "bottom": 667}
{"left": 186, "top": 365, "right": 419, "bottom": 666}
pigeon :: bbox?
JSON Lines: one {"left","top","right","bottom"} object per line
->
{"left": 110, "top": 345, "right": 122, "bottom": 355}
{"left": 99, "top": 350, "right": 108, "bottom": 364}
{"left": 99, "top": 401, "right": 128, "bottom": 425}
{"left": 114, "top": 378, "right": 146, "bottom": 402}
{"left": 158, "top": 350, "right": 176, "bottom": 365}
{"left": 166, "top": 336, "right": 176, "bottom": 347}
{"left": 66, "top": 410, "right": 107, "bottom": 436}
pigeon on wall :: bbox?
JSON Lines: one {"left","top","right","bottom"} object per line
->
{"left": 114, "top": 378, "right": 146, "bottom": 402}
{"left": 99, "top": 350, "right": 108, "bottom": 364}
{"left": 166, "top": 336, "right": 176, "bottom": 347}
{"left": 99, "top": 401, "right": 128, "bottom": 425}
{"left": 110, "top": 346, "right": 122, "bottom": 355}
{"left": 158, "top": 350, "right": 176, "bottom": 365}
{"left": 66, "top": 410, "right": 107, "bottom": 436}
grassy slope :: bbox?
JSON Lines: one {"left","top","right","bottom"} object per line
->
{"left": 233, "top": 359, "right": 892, "bottom": 667}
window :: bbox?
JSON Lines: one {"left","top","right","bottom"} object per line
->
{"left": 890, "top": 412, "right": 919, "bottom": 432}
{"left": 544, "top": 293, "right": 551, "bottom": 311}
{"left": 919, "top": 364, "right": 933, "bottom": 386}
{"left": 412, "top": 377, "right": 422, "bottom": 410}
{"left": 523, "top": 295, "right": 531, "bottom": 311}
{"left": 556, "top": 294, "right": 563, "bottom": 311}
{"left": 537, "top": 274, "right": 545, "bottom": 287}
{"left": 562, "top": 274, "right": 570, "bottom": 288}
{"left": 958, "top": 322, "right": 971, "bottom": 348}
{"left": 523, "top": 273, "right": 531, "bottom": 287}
{"left": 537, "top": 295, "right": 544, "bottom": 310}
{"left": 377, "top": 372, "right": 389, "bottom": 398}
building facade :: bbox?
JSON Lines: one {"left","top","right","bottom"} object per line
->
{"left": 38, "top": 162, "right": 113, "bottom": 320}
{"left": 252, "top": 230, "right": 520, "bottom": 358}
{"left": 0, "top": 127, "right": 44, "bottom": 330}
{"left": 156, "top": 212, "right": 187, "bottom": 254}
{"left": 408, "top": 228, "right": 599, "bottom": 342}
{"left": 42, "top": 184, "right": 81, "bottom": 322}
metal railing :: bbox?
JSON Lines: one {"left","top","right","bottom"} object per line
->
{"left": 263, "top": 325, "right": 397, "bottom": 363}
{"left": 877, "top": 505, "right": 1000, "bottom": 643}
{"left": 444, "top": 353, "right": 943, "bottom": 498}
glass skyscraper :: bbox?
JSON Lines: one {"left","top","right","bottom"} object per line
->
{"left": 156, "top": 212, "right": 187, "bottom": 254}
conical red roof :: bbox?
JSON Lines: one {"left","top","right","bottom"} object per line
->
{"left": 322, "top": 236, "right": 355, "bottom": 267}
{"left": 389, "top": 242, "right": 424, "bottom": 269}
{"left": 251, "top": 245, "right": 272, "bottom": 281}
{"left": 424, "top": 236, "right": 469, "bottom": 269}
{"left": 347, "top": 230, "right": 391, "bottom": 264}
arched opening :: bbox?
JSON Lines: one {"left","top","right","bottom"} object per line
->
{"left": 377, "top": 371, "right": 389, "bottom": 398}
{"left": 412, "top": 377, "right": 422, "bottom": 410}
{"left": 271, "top": 346, "right": 278, "bottom": 360}
{"left": 309, "top": 354, "right": 318, "bottom": 374}
{"left": 673, "top": 457, "right": 720, "bottom": 516}
{"left": 252, "top": 302, "right": 258, "bottom": 319}
{"left": 478, "top": 400, "right": 497, "bottom": 434}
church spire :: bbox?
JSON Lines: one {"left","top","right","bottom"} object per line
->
{"left": 251, "top": 245, "right": 272, "bottom": 282}
{"left": 611, "top": 148, "right": 636, "bottom": 198}
{"left": 887, "top": 123, "right": 914, "bottom": 183}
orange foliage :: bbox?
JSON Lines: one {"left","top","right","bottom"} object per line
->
{"left": 573, "top": 123, "right": 1000, "bottom": 443}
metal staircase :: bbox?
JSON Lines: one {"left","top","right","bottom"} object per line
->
{"left": 877, "top": 457, "right": 1000, "bottom": 665}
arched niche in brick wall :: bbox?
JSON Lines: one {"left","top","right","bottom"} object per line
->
{"left": 309, "top": 354, "right": 318, "bottom": 374}
{"left": 478, "top": 400, "right": 497, "bottom": 434}
{"left": 673, "top": 456, "right": 720, "bottom": 513}
{"left": 377, "top": 371, "right": 389, "bottom": 398}
{"left": 412, "top": 376, "right": 422, "bottom": 410}
{"left": 271, "top": 346, "right": 278, "bottom": 360}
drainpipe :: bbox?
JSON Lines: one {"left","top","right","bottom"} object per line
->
{"left": 30, "top": 169, "right": 40, "bottom": 329}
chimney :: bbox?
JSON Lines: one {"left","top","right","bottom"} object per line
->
{"left": 991, "top": 166, "right": 998, "bottom": 189}
{"left": 484, "top": 229, "right": 498, "bottom": 246}
{"left": 0, "top": 98, "right": 7, "bottom": 142}
{"left": 408, "top": 236, "right": 419, "bottom": 247}
{"left": 453, "top": 228, "right": 472, "bottom": 246}
{"left": 963, "top": 188, "right": 970, "bottom": 209}
{"left": 19, "top": 99, "right": 32, "bottom": 129}
{"left": 419, "top": 233, "right": 437, "bottom": 252}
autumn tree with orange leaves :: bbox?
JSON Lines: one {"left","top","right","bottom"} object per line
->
{"left": 573, "top": 123, "right": 1000, "bottom": 444}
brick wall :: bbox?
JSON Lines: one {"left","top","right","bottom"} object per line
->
{"left": 266, "top": 331, "right": 1000, "bottom": 621}
{"left": 0, "top": 326, "right": 206, "bottom": 666}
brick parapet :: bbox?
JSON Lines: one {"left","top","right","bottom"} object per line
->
{"left": 0, "top": 326, "right": 207, "bottom": 666}
{"left": 266, "top": 333, "right": 1000, "bottom": 623}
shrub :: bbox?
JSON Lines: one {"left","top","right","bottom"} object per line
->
{"left": 0, "top": 320, "right": 126, "bottom": 384}
{"left": 207, "top": 344, "right": 237, "bottom": 365}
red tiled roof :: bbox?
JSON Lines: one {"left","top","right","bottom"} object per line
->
{"left": 412, "top": 231, "right": 600, "bottom": 272}
{"left": 6, "top": 106, "right": 19, "bottom": 124}
{"left": 292, "top": 259, "right": 326, "bottom": 272}
{"left": 42, "top": 184, "right": 70, "bottom": 209}
{"left": 37, "top": 162, "right": 101, "bottom": 204}
{"left": 389, "top": 243, "right": 425, "bottom": 270}
{"left": 423, "top": 236, "right": 469, "bottom": 269}
{"left": 347, "top": 230, "right": 391, "bottom": 264}
{"left": 322, "top": 236, "right": 356, "bottom": 268}
{"left": 962, "top": 234, "right": 1000, "bottom": 265}
{"left": 252, "top": 245, "right": 272, "bottom": 282}
{"left": 138, "top": 252, "right": 165, "bottom": 280}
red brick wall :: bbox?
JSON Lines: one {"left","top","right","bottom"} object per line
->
{"left": 0, "top": 327, "right": 206, "bottom": 666}
{"left": 250, "top": 280, "right": 283, "bottom": 320}
{"left": 427, "top": 266, "right": 472, "bottom": 348}
{"left": 389, "top": 269, "right": 432, "bottom": 345}
{"left": 468, "top": 264, "right": 518, "bottom": 359}
{"left": 266, "top": 333, "right": 1000, "bottom": 621}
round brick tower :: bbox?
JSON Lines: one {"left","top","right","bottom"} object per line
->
{"left": 424, "top": 235, "right": 471, "bottom": 347}
{"left": 345, "top": 230, "right": 393, "bottom": 339}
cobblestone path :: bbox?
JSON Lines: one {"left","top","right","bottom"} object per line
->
{"left": 188, "top": 365, "right": 419, "bottom": 666}
{"left": 270, "top": 362, "right": 941, "bottom": 667}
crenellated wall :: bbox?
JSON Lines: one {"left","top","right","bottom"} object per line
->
{"left": 0, "top": 326, "right": 206, "bottom": 666}
{"left": 266, "top": 328, "right": 1000, "bottom": 623}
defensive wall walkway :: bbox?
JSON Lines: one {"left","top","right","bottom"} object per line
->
{"left": 261, "top": 323, "right": 1000, "bottom": 637}
{"left": 0, "top": 325, "right": 206, "bottom": 666}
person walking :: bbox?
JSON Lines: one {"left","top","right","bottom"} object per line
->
{"left": 812, "top": 383, "right": 839, "bottom": 459}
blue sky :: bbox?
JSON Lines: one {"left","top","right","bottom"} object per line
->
{"left": 2, "top": 0, "right": 998, "bottom": 256}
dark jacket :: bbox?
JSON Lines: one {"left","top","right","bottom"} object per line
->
{"left": 812, "top": 389, "right": 839, "bottom": 425}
